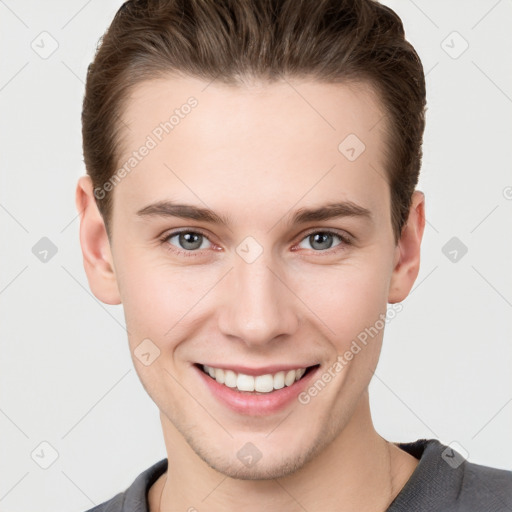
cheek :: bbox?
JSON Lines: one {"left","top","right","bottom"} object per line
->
{"left": 117, "top": 254, "right": 215, "bottom": 349}
{"left": 117, "top": 260, "right": 210, "bottom": 399}
{"left": 116, "top": 239, "right": 393, "bottom": 359}
{"left": 291, "top": 258, "right": 391, "bottom": 352}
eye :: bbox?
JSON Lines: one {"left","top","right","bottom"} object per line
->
{"left": 296, "top": 230, "right": 351, "bottom": 252}
{"left": 159, "top": 228, "right": 351, "bottom": 257}
{"left": 161, "top": 230, "right": 213, "bottom": 254}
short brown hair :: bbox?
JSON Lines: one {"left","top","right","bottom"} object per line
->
{"left": 82, "top": 0, "right": 426, "bottom": 243}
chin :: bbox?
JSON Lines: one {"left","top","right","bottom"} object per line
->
{"left": 188, "top": 430, "right": 330, "bottom": 481}
{"left": 207, "top": 452, "right": 312, "bottom": 481}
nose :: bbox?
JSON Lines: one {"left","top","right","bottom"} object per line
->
{"left": 217, "top": 252, "right": 300, "bottom": 348}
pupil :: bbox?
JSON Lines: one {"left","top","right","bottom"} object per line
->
{"left": 311, "top": 233, "right": 332, "bottom": 250}
{"left": 180, "top": 232, "right": 202, "bottom": 250}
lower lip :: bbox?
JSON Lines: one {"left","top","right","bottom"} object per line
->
{"left": 194, "top": 364, "right": 320, "bottom": 416}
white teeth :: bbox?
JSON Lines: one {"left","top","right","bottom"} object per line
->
{"left": 215, "top": 368, "right": 225, "bottom": 384}
{"left": 284, "top": 370, "right": 296, "bottom": 386}
{"left": 254, "top": 374, "right": 274, "bottom": 392}
{"left": 224, "top": 370, "right": 237, "bottom": 388}
{"left": 273, "top": 371, "right": 285, "bottom": 390}
{"left": 202, "top": 365, "right": 310, "bottom": 393}
{"left": 237, "top": 373, "right": 255, "bottom": 392}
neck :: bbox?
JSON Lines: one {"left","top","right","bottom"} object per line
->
{"left": 150, "top": 392, "right": 419, "bottom": 512}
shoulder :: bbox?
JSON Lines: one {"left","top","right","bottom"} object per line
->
{"left": 83, "top": 492, "right": 124, "bottom": 512}
{"left": 389, "top": 438, "right": 512, "bottom": 512}
{"left": 81, "top": 458, "right": 168, "bottom": 512}
{"left": 459, "top": 458, "right": 512, "bottom": 510}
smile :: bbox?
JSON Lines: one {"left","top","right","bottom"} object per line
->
{"left": 194, "top": 362, "right": 320, "bottom": 415}
{"left": 198, "top": 363, "right": 317, "bottom": 394}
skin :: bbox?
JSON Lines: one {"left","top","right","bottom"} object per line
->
{"left": 76, "top": 75, "right": 425, "bottom": 511}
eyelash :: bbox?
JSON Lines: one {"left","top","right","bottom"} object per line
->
{"left": 158, "top": 228, "right": 353, "bottom": 258}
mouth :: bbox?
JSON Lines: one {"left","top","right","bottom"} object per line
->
{"left": 195, "top": 363, "right": 320, "bottom": 395}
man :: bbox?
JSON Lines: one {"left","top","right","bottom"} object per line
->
{"left": 75, "top": 0, "right": 512, "bottom": 510}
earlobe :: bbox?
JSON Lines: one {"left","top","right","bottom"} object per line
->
{"left": 75, "top": 175, "right": 121, "bottom": 305}
{"left": 387, "top": 190, "right": 426, "bottom": 304}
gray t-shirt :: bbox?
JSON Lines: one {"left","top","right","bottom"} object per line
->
{"left": 84, "top": 438, "right": 512, "bottom": 511}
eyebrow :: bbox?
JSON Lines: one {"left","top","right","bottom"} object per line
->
{"left": 135, "top": 200, "right": 373, "bottom": 227}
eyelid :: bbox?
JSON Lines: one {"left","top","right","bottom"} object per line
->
{"left": 298, "top": 227, "right": 353, "bottom": 243}
{"left": 159, "top": 226, "right": 214, "bottom": 243}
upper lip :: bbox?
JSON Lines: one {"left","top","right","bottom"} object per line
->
{"left": 196, "top": 363, "right": 318, "bottom": 376}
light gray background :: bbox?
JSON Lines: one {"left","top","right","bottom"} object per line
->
{"left": 1, "top": 1, "right": 511, "bottom": 511}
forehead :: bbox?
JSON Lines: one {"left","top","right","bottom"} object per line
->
{"left": 121, "top": 75, "right": 386, "bottom": 143}
{"left": 114, "top": 75, "right": 390, "bottom": 222}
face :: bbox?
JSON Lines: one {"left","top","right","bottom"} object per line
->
{"left": 80, "top": 75, "right": 422, "bottom": 479}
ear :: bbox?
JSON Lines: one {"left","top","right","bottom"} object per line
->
{"left": 75, "top": 175, "right": 121, "bottom": 305}
{"left": 388, "top": 190, "right": 426, "bottom": 304}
